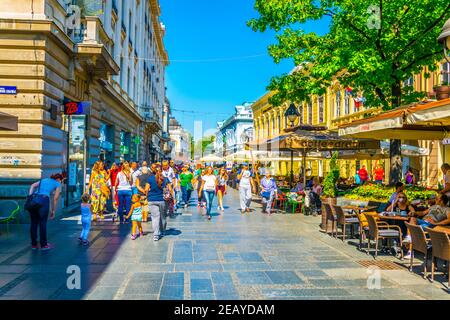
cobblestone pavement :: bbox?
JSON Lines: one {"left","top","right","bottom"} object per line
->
{"left": 0, "top": 189, "right": 449, "bottom": 300}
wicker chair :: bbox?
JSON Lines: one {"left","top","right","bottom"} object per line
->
{"left": 405, "top": 222, "right": 432, "bottom": 278}
{"left": 426, "top": 228, "right": 450, "bottom": 290}
{"left": 332, "top": 205, "right": 359, "bottom": 241}
{"left": 365, "top": 214, "right": 403, "bottom": 259}
{"left": 323, "top": 203, "right": 336, "bottom": 236}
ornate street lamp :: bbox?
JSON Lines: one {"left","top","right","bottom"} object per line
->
{"left": 438, "top": 18, "right": 450, "bottom": 63}
{"left": 284, "top": 103, "right": 300, "bottom": 187}
{"left": 285, "top": 102, "right": 301, "bottom": 127}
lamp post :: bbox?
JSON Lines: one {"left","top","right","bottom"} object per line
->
{"left": 284, "top": 103, "right": 301, "bottom": 187}
{"left": 438, "top": 18, "right": 450, "bottom": 64}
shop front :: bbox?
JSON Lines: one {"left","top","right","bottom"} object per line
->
{"left": 99, "top": 123, "right": 115, "bottom": 163}
{"left": 120, "top": 131, "right": 131, "bottom": 162}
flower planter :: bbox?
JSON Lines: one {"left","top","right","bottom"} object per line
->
{"left": 321, "top": 197, "right": 337, "bottom": 231}
{"left": 434, "top": 85, "right": 450, "bottom": 100}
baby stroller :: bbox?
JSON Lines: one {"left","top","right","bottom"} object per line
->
{"left": 303, "top": 189, "right": 321, "bottom": 216}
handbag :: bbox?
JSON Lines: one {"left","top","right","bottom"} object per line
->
{"left": 25, "top": 180, "right": 43, "bottom": 212}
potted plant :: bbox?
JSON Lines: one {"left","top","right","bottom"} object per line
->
{"left": 320, "top": 151, "right": 340, "bottom": 230}
{"left": 434, "top": 81, "right": 450, "bottom": 100}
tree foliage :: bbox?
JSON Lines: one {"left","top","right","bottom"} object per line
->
{"left": 323, "top": 151, "right": 340, "bottom": 198}
{"left": 248, "top": 0, "right": 450, "bottom": 110}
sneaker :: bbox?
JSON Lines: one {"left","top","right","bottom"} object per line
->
{"left": 153, "top": 236, "right": 160, "bottom": 242}
{"left": 131, "top": 234, "right": 137, "bottom": 240}
{"left": 82, "top": 240, "right": 90, "bottom": 246}
{"left": 139, "top": 232, "right": 144, "bottom": 237}
{"left": 218, "top": 206, "right": 221, "bottom": 211}
{"left": 78, "top": 237, "right": 83, "bottom": 243}
{"left": 41, "top": 244, "right": 53, "bottom": 251}
{"left": 404, "top": 251, "right": 412, "bottom": 260}
{"left": 403, "top": 235, "right": 412, "bottom": 243}
{"left": 31, "top": 245, "right": 38, "bottom": 250}
{"left": 221, "top": 206, "right": 225, "bottom": 211}
{"left": 208, "top": 215, "right": 211, "bottom": 220}
{"left": 184, "top": 204, "right": 188, "bottom": 209}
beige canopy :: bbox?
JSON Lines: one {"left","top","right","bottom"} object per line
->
{"left": 339, "top": 98, "right": 450, "bottom": 140}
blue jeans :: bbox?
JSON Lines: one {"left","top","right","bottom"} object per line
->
{"left": 132, "top": 187, "right": 138, "bottom": 195}
{"left": 181, "top": 186, "right": 192, "bottom": 205}
{"left": 80, "top": 216, "right": 91, "bottom": 241}
{"left": 28, "top": 195, "right": 50, "bottom": 247}
{"left": 117, "top": 190, "right": 132, "bottom": 222}
{"left": 417, "top": 219, "right": 435, "bottom": 231}
{"left": 203, "top": 190, "right": 215, "bottom": 216}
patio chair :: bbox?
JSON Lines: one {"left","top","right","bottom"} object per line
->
{"left": 365, "top": 214, "right": 403, "bottom": 259}
{"left": 323, "top": 203, "right": 336, "bottom": 237}
{"left": 356, "top": 212, "right": 385, "bottom": 251}
{"left": 405, "top": 222, "right": 432, "bottom": 278}
{"left": 426, "top": 228, "right": 450, "bottom": 291}
{"left": 332, "top": 205, "right": 359, "bottom": 241}
{"left": 0, "top": 200, "right": 20, "bottom": 234}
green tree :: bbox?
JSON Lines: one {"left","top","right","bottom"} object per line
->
{"left": 323, "top": 152, "right": 340, "bottom": 198}
{"left": 248, "top": 0, "right": 450, "bottom": 184}
{"left": 193, "top": 135, "right": 216, "bottom": 158}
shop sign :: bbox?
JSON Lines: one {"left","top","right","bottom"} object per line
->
{"left": 68, "top": 162, "right": 77, "bottom": 186}
{"left": 133, "top": 136, "right": 141, "bottom": 145}
{"left": 64, "top": 100, "right": 91, "bottom": 115}
{"left": 120, "top": 145, "right": 130, "bottom": 155}
{"left": 0, "top": 86, "right": 17, "bottom": 94}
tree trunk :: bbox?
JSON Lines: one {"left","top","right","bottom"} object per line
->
{"left": 389, "top": 139, "right": 402, "bottom": 185}
{"left": 389, "top": 83, "right": 403, "bottom": 185}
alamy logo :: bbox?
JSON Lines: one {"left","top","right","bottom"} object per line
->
{"left": 366, "top": 266, "right": 381, "bottom": 290}
{"left": 66, "top": 265, "right": 81, "bottom": 290}
{"left": 366, "top": 5, "right": 381, "bottom": 30}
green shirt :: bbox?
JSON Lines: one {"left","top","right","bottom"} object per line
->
{"left": 180, "top": 172, "right": 194, "bottom": 187}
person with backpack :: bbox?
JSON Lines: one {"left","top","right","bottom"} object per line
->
{"left": 148, "top": 164, "right": 173, "bottom": 241}
{"left": 26, "top": 173, "right": 63, "bottom": 250}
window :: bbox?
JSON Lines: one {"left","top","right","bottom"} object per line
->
{"left": 318, "top": 96, "right": 324, "bottom": 123}
{"left": 403, "top": 76, "right": 414, "bottom": 87}
{"left": 344, "top": 94, "right": 350, "bottom": 115}
{"left": 298, "top": 105, "right": 303, "bottom": 124}
{"left": 278, "top": 114, "right": 281, "bottom": 133}
{"left": 442, "top": 62, "right": 450, "bottom": 84}
{"left": 335, "top": 91, "right": 341, "bottom": 117}
{"left": 308, "top": 102, "right": 313, "bottom": 124}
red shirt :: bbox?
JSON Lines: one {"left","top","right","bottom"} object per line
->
{"left": 358, "top": 168, "right": 368, "bottom": 181}
{"left": 109, "top": 168, "right": 120, "bottom": 186}
{"left": 374, "top": 168, "right": 384, "bottom": 181}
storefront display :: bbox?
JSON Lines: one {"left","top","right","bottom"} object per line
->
{"left": 99, "top": 123, "right": 114, "bottom": 163}
{"left": 67, "top": 115, "right": 86, "bottom": 205}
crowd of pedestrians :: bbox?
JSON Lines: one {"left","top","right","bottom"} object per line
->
{"left": 25, "top": 160, "right": 294, "bottom": 250}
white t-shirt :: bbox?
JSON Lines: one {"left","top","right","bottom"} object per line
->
{"left": 202, "top": 175, "right": 217, "bottom": 191}
{"left": 162, "top": 167, "right": 176, "bottom": 183}
{"left": 117, "top": 172, "right": 132, "bottom": 191}
{"left": 131, "top": 169, "right": 141, "bottom": 187}
{"left": 239, "top": 170, "right": 252, "bottom": 187}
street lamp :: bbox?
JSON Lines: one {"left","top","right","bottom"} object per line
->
{"left": 284, "top": 103, "right": 300, "bottom": 187}
{"left": 438, "top": 18, "right": 450, "bottom": 64}
{"left": 285, "top": 102, "right": 301, "bottom": 127}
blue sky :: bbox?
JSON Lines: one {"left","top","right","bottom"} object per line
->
{"left": 160, "top": 0, "right": 330, "bottom": 135}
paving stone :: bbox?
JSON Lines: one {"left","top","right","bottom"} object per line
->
{"left": 191, "top": 279, "right": 213, "bottom": 293}
{"left": 265, "top": 271, "right": 303, "bottom": 285}
{"left": 236, "top": 271, "right": 272, "bottom": 285}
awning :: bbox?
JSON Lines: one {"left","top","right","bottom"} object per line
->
{"left": 339, "top": 98, "right": 450, "bottom": 140}
{"left": 0, "top": 112, "right": 18, "bottom": 131}
{"left": 248, "top": 125, "right": 380, "bottom": 152}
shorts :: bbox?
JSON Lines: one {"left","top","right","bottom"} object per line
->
{"left": 216, "top": 185, "right": 226, "bottom": 194}
{"left": 131, "top": 213, "right": 142, "bottom": 222}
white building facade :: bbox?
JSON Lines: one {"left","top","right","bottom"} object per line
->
{"left": 169, "top": 117, "right": 191, "bottom": 163}
{"left": 215, "top": 103, "right": 254, "bottom": 158}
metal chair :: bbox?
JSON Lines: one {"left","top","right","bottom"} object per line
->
{"left": 426, "top": 228, "right": 450, "bottom": 291}
{"left": 0, "top": 200, "right": 20, "bottom": 234}
{"left": 405, "top": 222, "right": 432, "bottom": 278}
{"left": 365, "top": 214, "right": 403, "bottom": 259}
{"left": 332, "top": 205, "right": 359, "bottom": 241}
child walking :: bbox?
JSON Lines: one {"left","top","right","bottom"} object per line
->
{"left": 126, "top": 194, "right": 144, "bottom": 240}
{"left": 79, "top": 193, "right": 92, "bottom": 246}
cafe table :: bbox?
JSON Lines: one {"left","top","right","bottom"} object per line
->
{"left": 377, "top": 212, "right": 410, "bottom": 222}
{"left": 341, "top": 205, "right": 373, "bottom": 215}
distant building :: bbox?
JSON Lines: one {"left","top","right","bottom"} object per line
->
{"left": 215, "top": 103, "right": 254, "bottom": 158}
{"left": 169, "top": 117, "right": 191, "bottom": 163}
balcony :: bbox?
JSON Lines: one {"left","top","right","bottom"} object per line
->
{"left": 75, "top": 17, "right": 120, "bottom": 78}
{"left": 142, "top": 107, "right": 162, "bottom": 133}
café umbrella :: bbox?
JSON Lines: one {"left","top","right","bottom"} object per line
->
{"left": 247, "top": 125, "right": 380, "bottom": 187}
{"left": 199, "top": 154, "right": 224, "bottom": 163}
